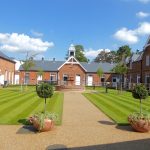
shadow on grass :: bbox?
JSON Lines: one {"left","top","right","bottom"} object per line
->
{"left": 46, "top": 138, "right": 150, "bottom": 150}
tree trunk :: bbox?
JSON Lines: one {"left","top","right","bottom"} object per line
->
{"left": 140, "top": 98, "right": 142, "bottom": 114}
{"left": 44, "top": 98, "right": 47, "bottom": 114}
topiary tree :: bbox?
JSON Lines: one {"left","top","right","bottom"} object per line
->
{"left": 132, "top": 84, "right": 148, "bottom": 114}
{"left": 36, "top": 83, "right": 54, "bottom": 114}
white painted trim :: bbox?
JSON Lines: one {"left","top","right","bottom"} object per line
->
{"left": 58, "top": 56, "right": 87, "bottom": 71}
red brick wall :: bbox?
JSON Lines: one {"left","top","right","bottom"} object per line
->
{"left": 20, "top": 71, "right": 50, "bottom": 84}
{"left": 127, "top": 61, "right": 142, "bottom": 83}
{"left": 58, "top": 64, "right": 86, "bottom": 85}
{"left": 0, "top": 58, "right": 15, "bottom": 84}
{"left": 142, "top": 45, "right": 150, "bottom": 83}
{"left": 86, "top": 73, "right": 114, "bottom": 85}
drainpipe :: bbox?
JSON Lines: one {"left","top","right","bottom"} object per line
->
{"left": 141, "top": 60, "right": 143, "bottom": 83}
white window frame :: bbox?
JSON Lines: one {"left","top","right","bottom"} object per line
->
{"left": 37, "top": 75, "right": 42, "bottom": 81}
{"left": 137, "top": 75, "right": 140, "bottom": 83}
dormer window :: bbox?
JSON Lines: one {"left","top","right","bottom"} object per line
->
{"left": 146, "top": 55, "right": 150, "bottom": 66}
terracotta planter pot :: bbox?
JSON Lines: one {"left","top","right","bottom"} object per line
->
{"left": 128, "top": 116, "right": 150, "bottom": 132}
{"left": 29, "top": 117, "right": 54, "bottom": 132}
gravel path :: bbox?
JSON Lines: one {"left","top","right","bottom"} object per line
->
{"left": 0, "top": 91, "right": 150, "bottom": 150}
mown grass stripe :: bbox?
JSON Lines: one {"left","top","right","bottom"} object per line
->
{"left": 108, "top": 92, "right": 150, "bottom": 111}
{"left": 0, "top": 86, "right": 63, "bottom": 125}
{"left": 99, "top": 93, "right": 141, "bottom": 111}
{"left": 86, "top": 93, "right": 127, "bottom": 118}
{"left": 0, "top": 93, "right": 35, "bottom": 115}
{"left": 84, "top": 93, "right": 125, "bottom": 123}
{"left": 7, "top": 98, "right": 43, "bottom": 124}
{"left": 0, "top": 93, "right": 26, "bottom": 105}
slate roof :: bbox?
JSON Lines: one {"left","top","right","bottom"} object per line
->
{"left": 0, "top": 51, "right": 15, "bottom": 63}
{"left": 81, "top": 62, "right": 116, "bottom": 73}
{"left": 19, "top": 60, "right": 65, "bottom": 71}
{"left": 125, "top": 52, "right": 143, "bottom": 64}
{"left": 19, "top": 60, "right": 116, "bottom": 73}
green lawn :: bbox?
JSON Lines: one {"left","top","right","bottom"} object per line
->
{"left": 0, "top": 86, "right": 63, "bottom": 125}
{"left": 83, "top": 87, "right": 150, "bottom": 125}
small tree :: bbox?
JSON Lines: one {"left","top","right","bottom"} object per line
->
{"left": 22, "top": 58, "right": 34, "bottom": 89}
{"left": 112, "top": 63, "right": 128, "bottom": 92}
{"left": 36, "top": 83, "right": 54, "bottom": 114}
{"left": 132, "top": 84, "right": 148, "bottom": 114}
{"left": 97, "top": 67, "right": 104, "bottom": 87}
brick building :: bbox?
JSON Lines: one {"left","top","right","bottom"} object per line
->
{"left": 126, "top": 36, "right": 150, "bottom": 87}
{"left": 0, "top": 51, "right": 15, "bottom": 85}
{"left": 19, "top": 44, "right": 117, "bottom": 88}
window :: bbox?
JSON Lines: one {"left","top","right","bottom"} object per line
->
{"left": 50, "top": 74, "right": 56, "bottom": 81}
{"left": 145, "top": 74, "right": 150, "bottom": 83}
{"left": 146, "top": 55, "right": 150, "bottom": 66}
{"left": 112, "top": 78, "right": 116, "bottom": 82}
{"left": 63, "top": 74, "right": 68, "bottom": 81}
{"left": 25, "top": 73, "right": 29, "bottom": 84}
{"left": 101, "top": 77, "right": 105, "bottom": 82}
{"left": 37, "top": 75, "right": 42, "bottom": 81}
{"left": 129, "top": 61, "right": 132, "bottom": 69}
{"left": 137, "top": 75, "right": 140, "bottom": 83}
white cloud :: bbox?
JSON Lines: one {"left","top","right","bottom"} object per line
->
{"left": 0, "top": 33, "right": 54, "bottom": 54}
{"left": 114, "top": 28, "right": 138, "bottom": 44}
{"left": 135, "top": 22, "right": 150, "bottom": 35}
{"left": 31, "top": 30, "right": 44, "bottom": 37}
{"left": 136, "top": 11, "right": 150, "bottom": 18}
{"left": 114, "top": 22, "right": 150, "bottom": 44}
{"left": 138, "top": 0, "right": 150, "bottom": 4}
{"left": 84, "top": 48, "right": 110, "bottom": 58}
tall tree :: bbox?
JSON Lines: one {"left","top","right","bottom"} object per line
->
{"left": 75, "top": 45, "right": 89, "bottom": 62}
{"left": 116, "top": 45, "right": 131, "bottom": 63}
{"left": 94, "top": 49, "right": 107, "bottom": 63}
{"left": 65, "top": 45, "right": 89, "bottom": 62}
{"left": 94, "top": 50, "right": 117, "bottom": 63}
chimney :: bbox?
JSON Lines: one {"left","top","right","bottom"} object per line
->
{"left": 42, "top": 57, "right": 44, "bottom": 61}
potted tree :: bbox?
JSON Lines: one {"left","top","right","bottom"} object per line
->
{"left": 128, "top": 84, "right": 150, "bottom": 132}
{"left": 29, "top": 83, "right": 57, "bottom": 132}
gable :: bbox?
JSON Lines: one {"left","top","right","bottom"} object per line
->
{"left": 58, "top": 56, "right": 87, "bottom": 71}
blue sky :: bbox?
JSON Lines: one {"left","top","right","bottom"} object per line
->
{"left": 0, "top": 0, "right": 150, "bottom": 61}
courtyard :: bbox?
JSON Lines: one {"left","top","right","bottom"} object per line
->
{"left": 0, "top": 86, "right": 150, "bottom": 150}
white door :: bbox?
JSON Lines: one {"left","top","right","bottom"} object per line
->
{"left": 87, "top": 75, "right": 93, "bottom": 86}
{"left": 0, "top": 75, "right": 4, "bottom": 85}
{"left": 75, "top": 75, "right": 80, "bottom": 85}
{"left": 15, "top": 75, "right": 19, "bottom": 84}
